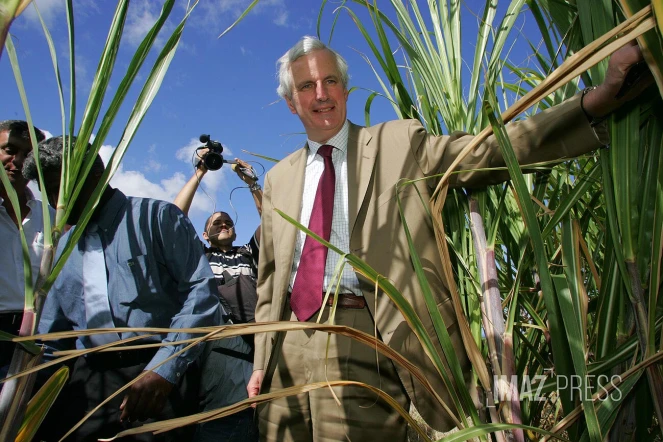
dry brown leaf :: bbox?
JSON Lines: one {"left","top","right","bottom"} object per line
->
{"left": 99, "top": 381, "right": 433, "bottom": 442}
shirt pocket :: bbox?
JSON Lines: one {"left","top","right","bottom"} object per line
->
{"left": 116, "top": 254, "right": 168, "bottom": 326}
{"left": 119, "top": 255, "right": 157, "bottom": 303}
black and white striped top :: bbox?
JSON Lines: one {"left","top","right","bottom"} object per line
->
{"left": 206, "top": 232, "right": 259, "bottom": 285}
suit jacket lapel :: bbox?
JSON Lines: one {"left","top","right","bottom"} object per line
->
{"left": 347, "top": 123, "right": 376, "bottom": 237}
{"left": 273, "top": 146, "right": 308, "bottom": 295}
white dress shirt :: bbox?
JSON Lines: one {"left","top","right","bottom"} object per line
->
{"left": 0, "top": 190, "right": 52, "bottom": 312}
{"left": 289, "top": 120, "right": 362, "bottom": 296}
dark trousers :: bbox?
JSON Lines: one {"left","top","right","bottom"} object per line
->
{"left": 0, "top": 311, "right": 24, "bottom": 383}
{"left": 36, "top": 353, "right": 199, "bottom": 442}
{"left": 194, "top": 408, "right": 258, "bottom": 442}
{"left": 194, "top": 336, "right": 258, "bottom": 442}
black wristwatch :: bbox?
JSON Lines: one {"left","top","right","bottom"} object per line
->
{"left": 580, "top": 86, "right": 608, "bottom": 127}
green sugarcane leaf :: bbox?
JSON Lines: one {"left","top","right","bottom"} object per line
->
{"left": 0, "top": 331, "right": 40, "bottom": 354}
{"left": 435, "top": 422, "right": 568, "bottom": 442}
{"left": 217, "top": 0, "right": 260, "bottom": 39}
{"left": 4, "top": 34, "right": 42, "bottom": 314}
{"left": 552, "top": 273, "right": 602, "bottom": 442}
{"left": 484, "top": 88, "right": 600, "bottom": 439}
{"left": 44, "top": 2, "right": 196, "bottom": 295}
{"left": 577, "top": 371, "right": 643, "bottom": 442}
{"left": 396, "top": 193, "right": 479, "bottom": 427}
{"left": 15, "top": 366, "right": 69, "bottom": 442}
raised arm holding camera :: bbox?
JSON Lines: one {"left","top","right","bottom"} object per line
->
{"left": 174, "top": 135, "right": 263, "bottom": 218}
{"left": 173, "top": 135, "right": 262, "bottom": 442}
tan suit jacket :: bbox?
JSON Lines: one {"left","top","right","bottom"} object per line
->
{"left": 254, "top": 94, "right": 607, "bottom": 430}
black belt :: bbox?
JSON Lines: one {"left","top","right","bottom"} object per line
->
{"left": 288, "top": 293, "right": 367, "bottom": 310}
{"left": 326, "top": 293, "right": 366, "bottom": 309}
{"left": 0, "top": 312, "right": 24, "bottom": 367}
{"left": 85, "top": 348, "right": 159, "bottom": 370}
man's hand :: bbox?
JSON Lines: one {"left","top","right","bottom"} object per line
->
{"left": 247, "top": 369, "right": 264, "bottom": 408}
{"left": 195, "top": 147, "right": 210, "bottom": 173}
{"left": 583, "top": 41, "right": 655, "bottom": 119}
{"left": 233, "top": 158, "right": 257, "bottom": 185}
{"left": 119, "top": 371, "right": 174, "bottom": 423}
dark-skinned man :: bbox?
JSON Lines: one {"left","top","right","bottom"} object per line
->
{"left": 25, "top": 136, "right": 221, "bottom": 441}
{"left": 0, "top": 120, "right": 47, "bottom": 378}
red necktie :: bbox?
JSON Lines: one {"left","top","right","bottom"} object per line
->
{"left": 290, "top": 144, "right": 336, "bottom": 321}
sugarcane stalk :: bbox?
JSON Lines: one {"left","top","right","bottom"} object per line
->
{"left": 625, "top": 260, "right": 663, "bottom": 436}
{"left": 469, "top": 197, "right": 523, "bottom": 442}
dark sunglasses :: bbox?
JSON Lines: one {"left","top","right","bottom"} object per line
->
{"left": 215, "top": 219, "right": 234, "bottom": 228}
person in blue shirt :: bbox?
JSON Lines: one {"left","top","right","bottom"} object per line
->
{"left": 23, "top": 135, "right": 221, "bottom": 441}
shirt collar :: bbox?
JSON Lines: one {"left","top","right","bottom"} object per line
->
{"left": 307, "top": 120, "right": 349, "bottom": 154}
{"left": 209, "top": 245, "right": 240, "bottom": 255}
{"left": 0, "top": 187, "right": 41, "bottom": 214}
{"left": 90, "top": 189, "right": 128, "bottom": 233}
{"left": 0, "top": 185, "right": 37, "bottom": 205}
{"left": 24, "top": 187, "right": 43, "bottom": 212}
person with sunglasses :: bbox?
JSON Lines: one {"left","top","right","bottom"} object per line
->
{"left": 173, "top": 156, "right": 262, "bottom": 442}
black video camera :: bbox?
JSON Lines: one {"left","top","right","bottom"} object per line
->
{"left": 198, "top": 134, "right": 225, "bottom": 170}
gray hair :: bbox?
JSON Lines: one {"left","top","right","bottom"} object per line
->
{"left": 23, "top": 135, "right": 105, "bottom": 181}
{"left": 276, "top": 36, "right": 350, "bottom": 99}
{"left": 0, "top": 120, "right": 45, "bottom": 143}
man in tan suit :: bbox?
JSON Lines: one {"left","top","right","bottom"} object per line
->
{"left": 248, "top": 36, "right": 649, "bottom": 441}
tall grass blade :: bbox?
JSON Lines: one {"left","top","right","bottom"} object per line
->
{"left": 101, "top": 381, "right": 432, "bottom": 442}
{"left": 42, "top": 1, "right": 197, "bottom": 296}
{"left": 620, "top": 0, "right": 663, "bottom": 97}
{"left": 217, "top": 0, "right": 260, "bottom": 39}
{"left": 15, "top": 366, "right": 69, "bottom": 442}
{"left": 484, "top": 90, "right": 601, "bottom": 440}
{"left": 0, "top": 0, "right": 31, "bottom": 59}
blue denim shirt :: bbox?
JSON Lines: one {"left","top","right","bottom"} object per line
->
{"left": 38, "top": 190, "right": 221, "bottom": 383}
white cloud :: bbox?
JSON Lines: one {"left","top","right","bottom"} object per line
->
{"left": 176, "top": 137, "right": 204, "bottom": 165}
{"left": 144, "top": 159, "right": 162, "bottom": 173}
{"left": 123, "top": 0, "right": 198, "bottom": 53}
{"left": 98, "top": 144, "right": 187, "bottom": 206}
{"left": 18, "top": 0, "right": 98, "bottom": 27}
{"left": 74, "top": 53, "right": 91, "bottom": 91}
{"left": 57, "top": 47, "right": 93, "bottom": 93}
{"left": 19, "top": 0, "right": 65, "bottom": 27}
{"left": 124, "top": 0, "right": 172, "bottom": 47}
{"left": 273, "top": 10, "right": 288, "bottom": 27}
{"left": 194, "top": 0, "right": 288, "bottom": 33}
{"left": 98, "top": 141, "right": 233, "bottom": 215}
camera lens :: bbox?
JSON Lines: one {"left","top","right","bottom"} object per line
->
{"left": 204, "top": 152, "right": 224, "bottom": 170}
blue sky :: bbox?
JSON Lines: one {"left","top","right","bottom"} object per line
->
{"left": 1, "top": 0, "right": 540, "bottom": 244}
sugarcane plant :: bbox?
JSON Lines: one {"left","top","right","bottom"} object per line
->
{"left": 314, "top": 0, "right": 663, "bottom": 440}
